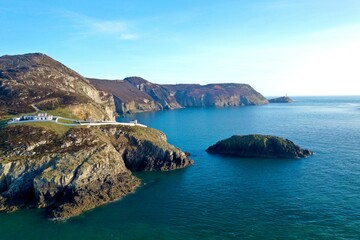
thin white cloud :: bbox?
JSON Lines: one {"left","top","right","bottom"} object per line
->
{"left": 61, "top": 10, "right": 139, "bottom": 40}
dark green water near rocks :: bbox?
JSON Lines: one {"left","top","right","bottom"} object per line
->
{"left": 1, "top": 96, "right": 360, "bottom": 239}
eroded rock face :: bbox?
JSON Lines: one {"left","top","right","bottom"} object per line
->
{"left": 89, "top": 77, "right": 268, "bottom": 114}
{"left": 165, "top": 83, "right": 269, "bottom": 107}
{"left": 100, "top": 127, "right": 193, "bottom": 171}
{"left": 88, "top": 78, "right": 162, "bottom": 114}
{"left": 206, "top": 134, "right": 313, "bottom": 159}
{"left": 0, "top": 125, "right": 193, "bottom": 220}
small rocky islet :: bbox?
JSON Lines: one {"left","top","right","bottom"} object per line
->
{"left": 268, "top": 96, "right": 294, "bottom": 103}
{"left": 206, "top": 134, "right": 313, "bottom": 159}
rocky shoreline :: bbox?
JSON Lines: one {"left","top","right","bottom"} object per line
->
{"left": 0, "top": 124, "right": 193, "bottom": 220}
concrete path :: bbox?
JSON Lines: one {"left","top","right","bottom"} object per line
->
{"left": 7, "top": 119, "right": 147, "bottom": 128}
{"left": 31, "top": 104, "right": 40, "bottom": 112}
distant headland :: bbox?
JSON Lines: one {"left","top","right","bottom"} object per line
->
{"left": 0, "top": 53, "right": 269, "bottom": 118}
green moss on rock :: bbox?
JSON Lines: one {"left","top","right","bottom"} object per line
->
{"left": 206, "top": 134, "right": 313, "bottom": 159}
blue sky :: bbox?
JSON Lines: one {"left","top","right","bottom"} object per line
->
{"left": 1, "top": 0, "right": 360, "bottom": 96}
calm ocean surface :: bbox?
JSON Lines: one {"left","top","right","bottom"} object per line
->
{"left": 1, "top": 96, "right": 360, "bottom": 239}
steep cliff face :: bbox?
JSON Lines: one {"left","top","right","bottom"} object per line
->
{"left": 124, "top": 77, "right": 182, "bottom": 110}
{"left": 0, "top": 124, "right": 193, "bottom": 220}
{"left": 0, "top": 53, "right": 115, "bottom": 120}
{"left": 88, "top": 78, "right": 161, "bottom": 114}
{"left": 90, "top": 77, "right": 268, "bottom": 114}
{"left": 164, "top": 83, "right": 268, "bottom": 107}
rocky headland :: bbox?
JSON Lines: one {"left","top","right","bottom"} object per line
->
{"left": 0, "top": 124, "right": 193, "bottom": 220}
{"left": 89, "top": 77, "right": 269, "bottom": 114}
{"left": 206, "top": 134, "right": 313, "bottom": 159}
{"left": 269, "top": 96, "right": 294, "bottom": 103}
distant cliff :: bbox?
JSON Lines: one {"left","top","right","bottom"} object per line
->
{"left": 0, "top": 53, "right": 268, "bottom": 117}
{"left": 89, "top": 77, "right": 269, "bottom": 114}
{"left": 88, "top": 78, "right": 164, "bottom": 114}
{"left": 0, "top": 53, "right": 115, "bottom": 120}
{"left": 0, "top": 124, "right": 193, "bottom": 220}
{"left": 164, "top": 83, "right": 268, "bottom": 107}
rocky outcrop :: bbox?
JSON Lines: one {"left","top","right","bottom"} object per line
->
{"left": 269, "top": 96, "right": 294, "bottom": 103}
{"left": 0, "top": 124, "right": 193, "bottom": 220}
{"left": 89, "top": 77, "right": 269, "bottom": 114}
{"left": 206, "top": 134, "right": 313, "bottom": 159}
{"left": 0, "top": 53, "right": 115, "bottom": 120}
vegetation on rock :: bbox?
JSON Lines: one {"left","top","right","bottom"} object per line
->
{"left": 0, "top": 124, "right": 193, "bottom": 220}
{"left": 206, "top": 134, "right": 313, "bottom": 159}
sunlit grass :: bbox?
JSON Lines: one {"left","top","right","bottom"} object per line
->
{"left": 46, "top": 107, "right": 77, "bottom": 119}
{"left": 22, "top": 122, "right": 75, "bottom": 136}
{"left": 57, "top": 118, "right": 76, "bottom": 124}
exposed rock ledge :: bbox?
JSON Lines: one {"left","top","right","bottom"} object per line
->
{"left": 0, "top": 125, "right": 193, "bottom": 220}
{"left": 206, "top": 134, "right": 313, "bottom": 159}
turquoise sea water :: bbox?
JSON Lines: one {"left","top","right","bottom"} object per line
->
{"left": 1, "top": 96, "right": 360, "bottom": 239}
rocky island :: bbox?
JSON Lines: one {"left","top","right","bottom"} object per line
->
{"left": 268, "top": 96, "right": 294, "bottom": 103}
{"left": 206, "top": 134, "right": 313, "bottom": 159}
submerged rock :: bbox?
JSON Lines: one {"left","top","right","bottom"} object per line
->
{"left": 0, "top": 124, "right": 193, "bottom": 220}
{"left": 206, "top": 134, "right": 312, "bottom": 159}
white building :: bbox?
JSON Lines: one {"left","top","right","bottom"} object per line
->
{"left": 34, "top": 112, "right": 53, "bottom": 121}
{"left": 11, "top": 113, "right": 54, "bottom": 122}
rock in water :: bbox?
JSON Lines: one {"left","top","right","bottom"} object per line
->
{"left": 0, "top": 125, "right": 193, "bottom": 220}
{"left": 206, "top": 134, "right": 312, "bottom": 159}
{"left": 269, "top": 96, "right": 294, "bottom": 103}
